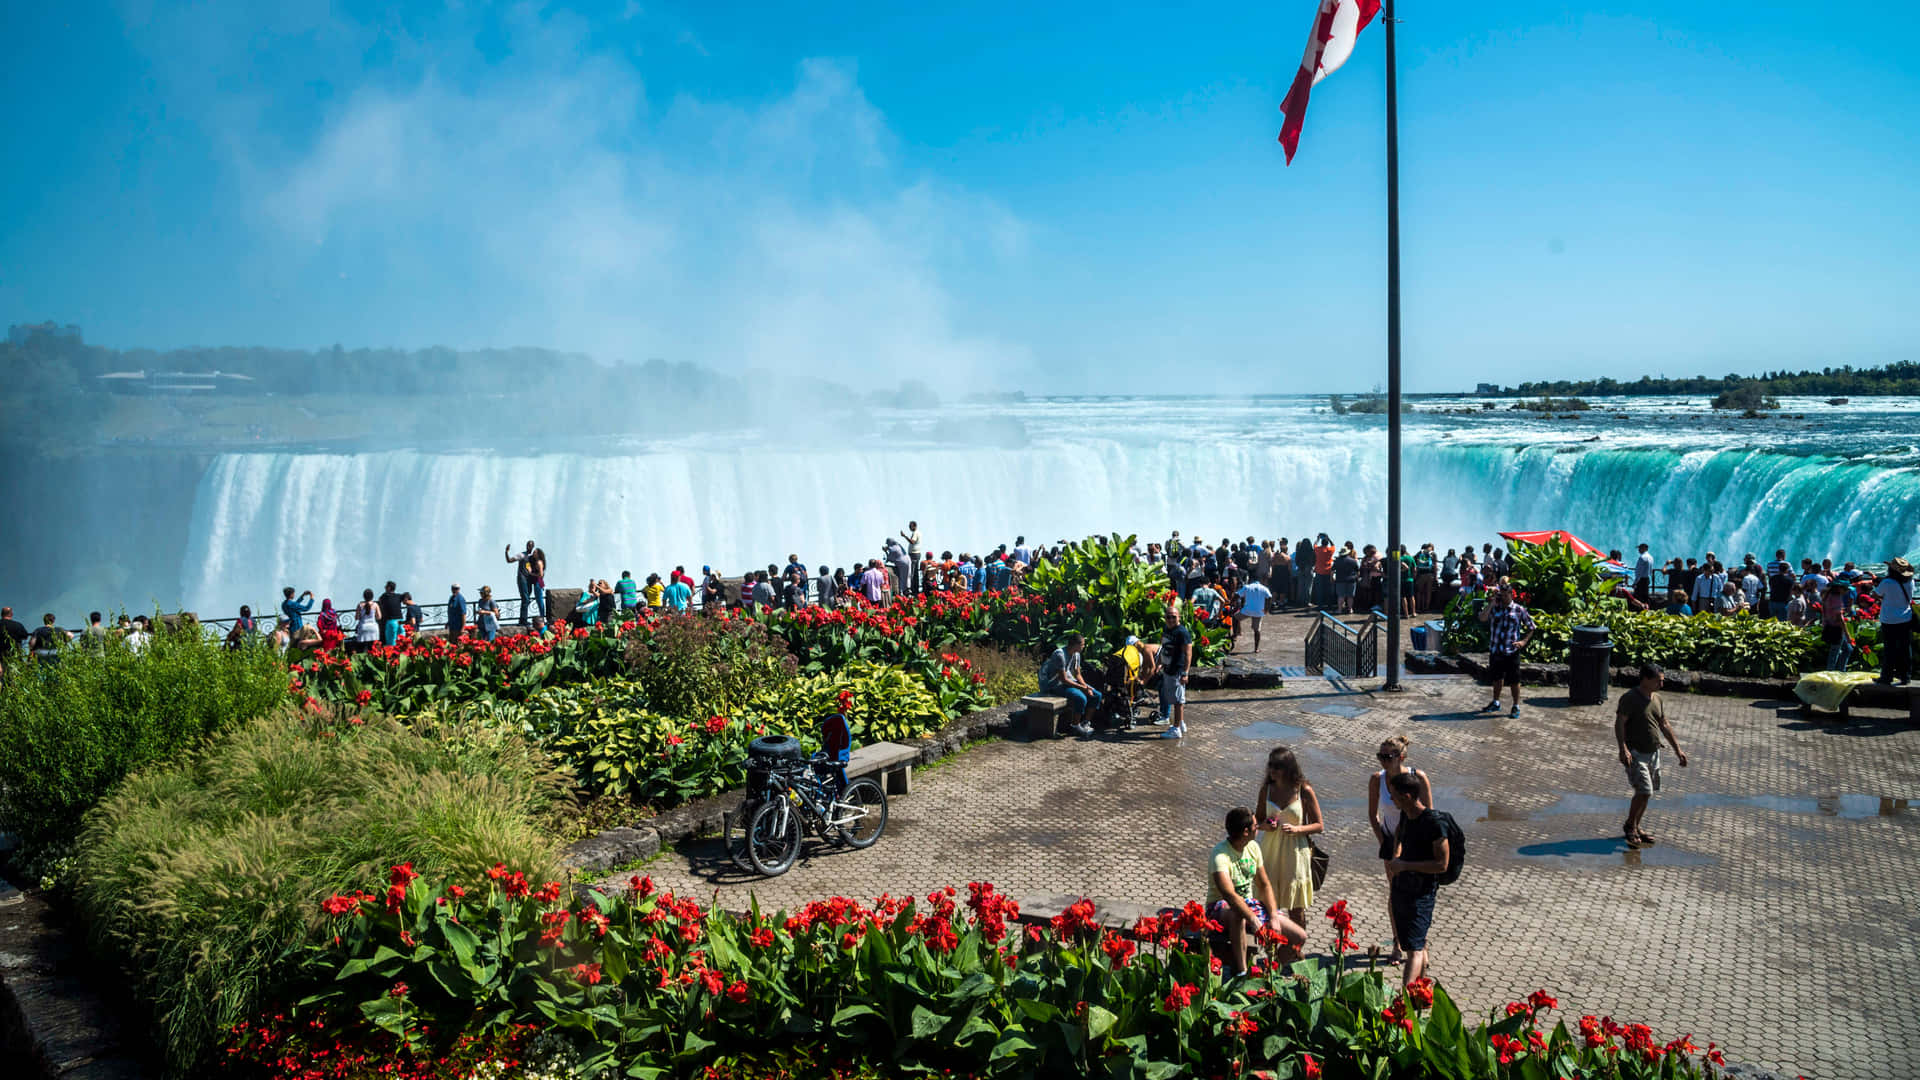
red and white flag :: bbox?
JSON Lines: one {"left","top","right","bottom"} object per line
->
{"left": 1277, "top": 0, "right": 1381, "bottom": 164}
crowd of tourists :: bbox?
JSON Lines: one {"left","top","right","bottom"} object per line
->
{"left": 3, "top": 525, "right": 1911, "bottom": 690}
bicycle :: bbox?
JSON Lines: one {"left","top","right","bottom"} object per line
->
{"left": 725, "top": 752, "right": 888, "bottom": 877}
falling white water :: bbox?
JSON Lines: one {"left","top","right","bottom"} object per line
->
{"left": 178, "top": 396, "right": 1920, "bottom": 617}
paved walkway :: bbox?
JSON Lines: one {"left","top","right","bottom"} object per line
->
{"left": 620, "top": 624, "right": 1920, "bottom": 1079}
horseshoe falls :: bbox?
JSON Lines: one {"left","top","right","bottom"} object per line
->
{"left": 177, "top": 395, "right": 1920, "bottom": 616}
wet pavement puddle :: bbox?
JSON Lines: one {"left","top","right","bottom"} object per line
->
{"left": 1514, "top": 837, "right": 1719, "bottom": 869}
{"left": 1232, "top": 720, "right": 1310, "bottom": 743}
{"left": 1535, "top": 792, "right": 1912, "bottom": 820}
{"left": 1309, "top": 703, "right": 1372, "bottom": 719}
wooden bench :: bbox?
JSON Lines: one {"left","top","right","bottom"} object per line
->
{"left": 1019, "top": 695, "right": 1071, "bottom": 739}
{"left": 848, "top": 741, "right": 918, "bottom": 796}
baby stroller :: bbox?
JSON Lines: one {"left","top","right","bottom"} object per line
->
{"left": 1093, "top": 639, "right": 1159, "bottom": 730}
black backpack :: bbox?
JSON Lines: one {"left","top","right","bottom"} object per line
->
{"left": 1431, "top": 810, "right": 1466, "bottom": 886}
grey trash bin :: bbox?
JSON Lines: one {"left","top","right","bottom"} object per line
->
{"left": 1568, "top": 624, "right": 1612, "bottom": 705}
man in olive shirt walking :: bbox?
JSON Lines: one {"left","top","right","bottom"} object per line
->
{"left": 1615, "top": 662, "right": 1689, "bottom": 849}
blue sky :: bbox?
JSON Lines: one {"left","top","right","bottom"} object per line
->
{"left": 3, "top": 1, "right": 1915, "bottom": 393}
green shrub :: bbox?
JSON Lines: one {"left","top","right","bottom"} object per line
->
{"left": 623, "top": 614, "right": 798, "bottom": 717}
{"left": 518, "top": 661, "right": 947, "bottom": 805}
{"left": 73, "top": 707, "right": 569, "bottom": 1076}
{"left": 1443, "top": 597, "right": 1824, "bottom": 679}
{"left": 0, "top": 630, "right": 288, "bottom": 854}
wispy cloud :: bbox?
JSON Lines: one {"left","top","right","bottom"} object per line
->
{"left": 122, "top": 2, "right": 1027, "bottom": 384}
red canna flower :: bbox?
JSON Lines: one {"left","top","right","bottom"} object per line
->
{"left": 1302, "top": 1054, "right": 1322, "bottom": 1080}
{"left": 354, "top": 689, "right": 372, "bottom": 705}
{"left": 1527, "top": 989, "right": 1559, "bottom": 1014}
{"left": 748, "top": 927, "right": 776, "bottom": 949}
{"left": 725, "top": 980, "right": 749, "bottom": 1004}
{"left": 569, "top": 962, "right": 604, "bottom": 985}
{"left": 1161, "top": 983, "right": 1198, "bottom": 1012}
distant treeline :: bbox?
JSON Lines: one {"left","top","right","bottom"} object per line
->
{"left": 1480, "top": 362, "right": 1920, "bottom": 398}
{"left": 0, "top": 328, "right": 934, "bottom": 446}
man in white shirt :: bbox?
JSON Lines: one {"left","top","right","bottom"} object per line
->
{"left": 1633, "top": 544, "right": 1655, "bottom": 605}
{"left": 1234, "top": 578, "right": 1274, "bottom": 654}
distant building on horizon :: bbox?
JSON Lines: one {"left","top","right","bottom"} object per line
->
{"left": 1475, "top": 382, "right": 1501, "bottom": 395}
{"left": 8, "top": 321, "right": 83, "bottom": 345}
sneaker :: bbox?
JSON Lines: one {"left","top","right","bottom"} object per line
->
{"left": 1508, "top": 705, "right": 1521, "bottom": 719}
{"left": 1482, "top": 700, "right": 1500, "bottom": 712}
{"left": 1159, "top": 727, "right": 1183, "bottom": 740}
{"left": 1070, "top": 722, "right": 1093, "bottom": 736}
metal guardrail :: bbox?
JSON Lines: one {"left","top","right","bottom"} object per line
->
{"left": 1304, "top": 608, "right": 1379, "bottom": 678}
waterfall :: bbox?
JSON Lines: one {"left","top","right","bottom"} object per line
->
{"left": 178, "top": 440, "right": 1920, "bottom": 617}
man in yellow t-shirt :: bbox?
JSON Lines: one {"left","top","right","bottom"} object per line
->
{"left": 1208, "top": 807, "right": 1305, "bottom": 974}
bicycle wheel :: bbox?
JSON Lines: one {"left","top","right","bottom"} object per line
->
{"left": 834, "top": 778, "right": 888, "bottom": 849}
{"left": 725, "top": 799, "right": 760, "bottom": 872}
{"left": 746, "top": 798, "right": 802, "bottom": 877}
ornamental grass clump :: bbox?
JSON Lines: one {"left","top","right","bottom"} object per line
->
{"left": 73, "top": 706, "right": 571, "bottom": 1077}
{"left": 0, "top": 627, "right": 287, "bottom": 854}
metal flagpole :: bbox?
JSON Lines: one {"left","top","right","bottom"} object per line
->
{"left": 1383, "top": 0, "right": 1403, "bottom": 690}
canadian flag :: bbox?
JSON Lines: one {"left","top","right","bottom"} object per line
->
{"left": 1277, "top": 0, "right": 1381, "bottom": 164}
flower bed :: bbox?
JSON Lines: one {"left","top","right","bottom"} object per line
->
{"left": 224, "top": 869, "right": 1733, "bottom": 1080}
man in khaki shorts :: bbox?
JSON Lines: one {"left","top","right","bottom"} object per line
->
{"left": 1615, "top": 662, "right": 1689, "bottom": 848}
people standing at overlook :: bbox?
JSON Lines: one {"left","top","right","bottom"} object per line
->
{"left": 1874, "top": 557, "right": 1914, "bottom": 686}
{"left": 1820, "top": 578, "right": 1852, "bottom": 670}
{"left": 1270, "top": 540, "right": 1294, "bottom": 612}
{"left": 664, "top": 573, "right": 693, "bottom": 612}
{"left": 1413, "top": 543, "right": 1437, "bottom": 612}
{"left": 615, "top": 571, "right": 640, "bottom": 612}
{"left": 376, "top": 582, "right": 405, "bottom": 645}
{"left": 1311, "top": 534, "right": 1336, "bottom": 609}
{"left": 316, "top": 598, "right": 339, "bottom": 636}
{"left": 352, "top": 590, "right": 379, "bottom": 654}
{"left": 446, "top": 585, "right": 467, "bottom": 640}
{"left": 29, "top": 613, "right": 65, "bottom": 663}
{"left": 0, "top": 607, "right": 28, "bottom": 673}
{"left": 506, "top": 541, "right": 545, "bottom": 627}
{"left": 1332, "top": 543, "right": 1360, "bottom": 615}
{"left": 859, "top": 560, "right": 888, "bottom": 605}
{"left": 1632, "top": 544, "right": 1654, "bottom": 606}
{"left": 900, "top": 522, "right": 922, "bottom": 595}
{"left": 700, "top": 567, "right": 725, "bottom": 612}
{"left": 474, "top": 586, "right": 500, "bottom": 641}
{"left": 643, "top": 573, "right": 666, "bottom": 609}
{"left": 281, "top": 587, "right": 314, "bottom": 633}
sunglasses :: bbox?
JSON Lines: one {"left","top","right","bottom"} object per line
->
{"left": 1376, "top": 752, "right": 1400, "bottom": 762}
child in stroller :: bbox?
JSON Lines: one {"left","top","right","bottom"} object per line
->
{"left": 1093, "top": 636, "right": 1161, "bottom": 729}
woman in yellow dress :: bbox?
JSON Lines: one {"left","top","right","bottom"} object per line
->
{"left": 1256, "top": 746, "right": 1324, "bottom": 957}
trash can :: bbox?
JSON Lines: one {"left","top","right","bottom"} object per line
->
{"left": 1568, "top": 625, "right": 1612, "bottom": 705}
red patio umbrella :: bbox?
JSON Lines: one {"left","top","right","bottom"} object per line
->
{"left": 1498, "top": 530, "right": 1606, "bottom": 559}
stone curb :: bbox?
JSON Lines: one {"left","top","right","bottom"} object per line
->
{"left": 561, "top": 700, "right": 1028, "bottom": 876}
{"left": 0, "top": 888, "right": 149, "bottom": 1080}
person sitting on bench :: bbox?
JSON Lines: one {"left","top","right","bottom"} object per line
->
{"left": 1038, "top": 632, "right": 1101, "bottom": 736}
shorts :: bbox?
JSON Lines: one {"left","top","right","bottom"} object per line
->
{"left": 1487, "top": 651, "right": 1521, "bottom": 684}
{"left": 1389, "top": 879, "right": 1436, "bottom": 952}
{"left": 1625, "top": 748, "right": 1661, "bottom": 795}
{"left": 1210, "top": 898, "right": 1266, "bottom": 929}
{"left": 1162, "top": 673, "right": 1186, "bottom": 705}
{"left": 1335, "top": 582, "right": 1358, "bottom": 599}
{"left": 1377, "top": 829, "right": 1398, "bottom": 861}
